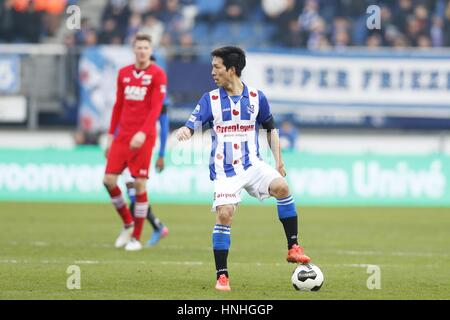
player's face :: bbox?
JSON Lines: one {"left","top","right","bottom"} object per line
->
{"left": 211, "top": 56, "right": 232, "bottom": 87}
{"left": 133, "top": 40, "right": 152, "bottom": 65}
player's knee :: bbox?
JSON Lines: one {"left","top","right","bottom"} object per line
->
{"left": 216, "top": 205, "right": 234, "bottom": 225}
{"left": 103, "top": 175, "right": 117, "bottom": 190}
{"left": 134, "top": 178, "right": 147, "bottom": 194}
{"left": 270, "top": 178, "right": 290, "bottom": 198}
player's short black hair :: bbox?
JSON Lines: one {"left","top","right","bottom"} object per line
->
{"left": 211, "top": 46, "right": 246, "bottom": 77}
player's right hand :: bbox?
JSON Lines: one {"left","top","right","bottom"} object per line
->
{"left": 176, "top": 126, "right": 193, "bottom": 141}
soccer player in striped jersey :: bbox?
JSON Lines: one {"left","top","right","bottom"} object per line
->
{"left": 176, "top": 46, "right": 311, "bottom": 291}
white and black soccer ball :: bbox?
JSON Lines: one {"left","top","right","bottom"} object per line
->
{"left": 291, "top": 263, "right": 324, "bottom": 291}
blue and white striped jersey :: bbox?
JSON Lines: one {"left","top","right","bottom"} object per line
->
{"left": 185, "top": 84, "right": 272, "bottom": 181}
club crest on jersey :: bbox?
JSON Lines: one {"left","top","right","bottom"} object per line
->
{"left": 124, "top": 85, "right": 147, "bottom": 101}
{"left": 123, "top": 77, "right": 131, "bottom": 83}
{"left": 192, "top": 104, "right": 201, "bottom": 115}
{"left": 141, "top": 74, "right": 152, "bottom": 86}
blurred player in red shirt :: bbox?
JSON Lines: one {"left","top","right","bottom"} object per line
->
{"left": 103, "top": 33, "right": 167, "bottom": 251}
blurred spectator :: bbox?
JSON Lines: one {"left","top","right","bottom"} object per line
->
{"left": 75, "top": 18, "right": 93, "bottom": 45}
{"left": 224, "top": 0, "right": 249, "bottom": 22}
{"left": 431, "top": 16, "right": 444, "bottom": 47}
{"left": 366, "top": 33, "right": 382, "bottom": 49}
{"left": 41, "top": 0, "right": 67, "bottom": 37}
{"left": 129, "top": 0, "right": 152, "bottom": 15}
{"left": 102, "top": 0, "right": 131, "bottom": 39}
{"left": 173, "top": 32, "right": 197, "bottom": 62}
{"left": 84, "top": 29, "right": 98, "bottom": 47}
{"left": 394, "top": 0, "right": 414, "bottom": 34}
{"left": 306, "top": 17, "right": 327, "bottom": 50}
{"left": 299, "top": 0, "right": 320, "bottom": 32}
{"left": 14, "top": 0, "right": 42, "bottom": 43}
{"left": 98, "top": 18, "right": 121, "bottom": 44}
{"left": 331, "top": 17, "right": 351, "bottom": 48}
{"left": 139, "top": 14, "right": 164, "bottom": 46}
{"left": 73, "top": 130, "right": 100, "bottom": 145}
{"left": 279, "top": 120, "right": 298, "bottom": 151}
{"left": 262, "top": 0, "right": 290, "bottom": 19}
{"left": 393, "top": 34, "right": 409, "bottom": 48}
{"left": 124, "top": 13, "right": 142, "bottom": 44}
{"left": 158, "top": 0, "right": 186, "bottom": 36}
{"left": 417, "top": 34, "right": 432, "bottom": 48}
{"left": 268, "top": 0, "right": 304, "bottom": 47}
{"left": 0, "top": 0, "right": 15, "bottom": 42}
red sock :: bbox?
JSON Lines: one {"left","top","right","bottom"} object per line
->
{"left": 132, "top": 192, "right": 148, "bottom": 240}
{"left": 108, "top": 186, "right": 133, "bottom": 226}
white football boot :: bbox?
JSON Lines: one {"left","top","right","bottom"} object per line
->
{"left": 114, "top": 225, "right": 134, "bottom": 248}
{"left": 124, "top": 237, "right": 143, "bottom": 251}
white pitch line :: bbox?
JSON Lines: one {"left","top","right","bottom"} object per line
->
{"left": 0, "top": 259, "right": 441, "bottom": 269}
{"left": 74, "top": 260, "right": 100, "bottom": 264}
{"left": 332, "top": 250, "right": 449, "bottom": 258}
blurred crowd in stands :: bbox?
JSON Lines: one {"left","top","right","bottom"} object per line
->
{"left": 0, "top": 0, "right": 78, "bottom": 43}
{"left": 3, "top": 0, "right": 450, "bottom": 51}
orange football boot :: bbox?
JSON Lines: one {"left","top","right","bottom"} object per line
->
{"left": 215, "top": 274, "right": 231, "bottom": 291}
{"left": 287, "top": 244, "right": 311, "bottom": 263}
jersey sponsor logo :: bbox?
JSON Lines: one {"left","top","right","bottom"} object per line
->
{"left": 124, "top": 85, "right": 147, "bottom": 101}
{"left": 142, "top": 74, "right": 152, "bottom": 85}
{"left": 247, "top": 104, "right": 255, "bottom": 114}
{"left": 215, "top": 192, "right": 237, "bottom": 199}
{"left": 215, "top": 124, "right": 255, "bottom": 133}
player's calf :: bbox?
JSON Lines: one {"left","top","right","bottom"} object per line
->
{"left": 270, "top": 180, "right": 312, "bottom": 264}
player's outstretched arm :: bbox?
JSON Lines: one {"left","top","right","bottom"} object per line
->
{"left": 176, "top": 126, "right": 194, "bottom": 141}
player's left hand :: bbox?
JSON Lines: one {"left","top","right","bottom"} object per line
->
{"left": 155, "top": 156, "right": 165, "bottom": 173}
{"left": 277, "top": 161, "right": 286, "bottom": 177}
{"left": 130, "top": 131, "right": 146, "bottom": 150}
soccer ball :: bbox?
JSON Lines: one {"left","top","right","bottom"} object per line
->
{"left": 291, "top": 263, "right": 324, "bottom": 291}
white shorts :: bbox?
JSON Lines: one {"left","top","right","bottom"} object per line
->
{"left": 212, "top": 161, "right": 282, "bottom": 211}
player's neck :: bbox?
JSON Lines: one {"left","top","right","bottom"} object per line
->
{"left": 135, "top": 60, "right": 151, "bottom": 70}
{"left": 223, "top": 79, "right": 244, "bottom": 97}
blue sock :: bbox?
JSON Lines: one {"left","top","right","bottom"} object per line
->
{"left": 212, "top": 224, "right": 231, "bottom": 279}
{"left": 127, "top": 187, "right": 136, "bottom": 215}
{"left": 277, "top": 195, "right": 299, "bottom": 249}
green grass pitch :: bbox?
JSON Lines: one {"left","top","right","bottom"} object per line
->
{"left": 0, "top": 202, "right": 449, "bottom": 300}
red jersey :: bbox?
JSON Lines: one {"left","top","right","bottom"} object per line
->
{"left": 108, "top": 63, "right": 167, "bottom": 140}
